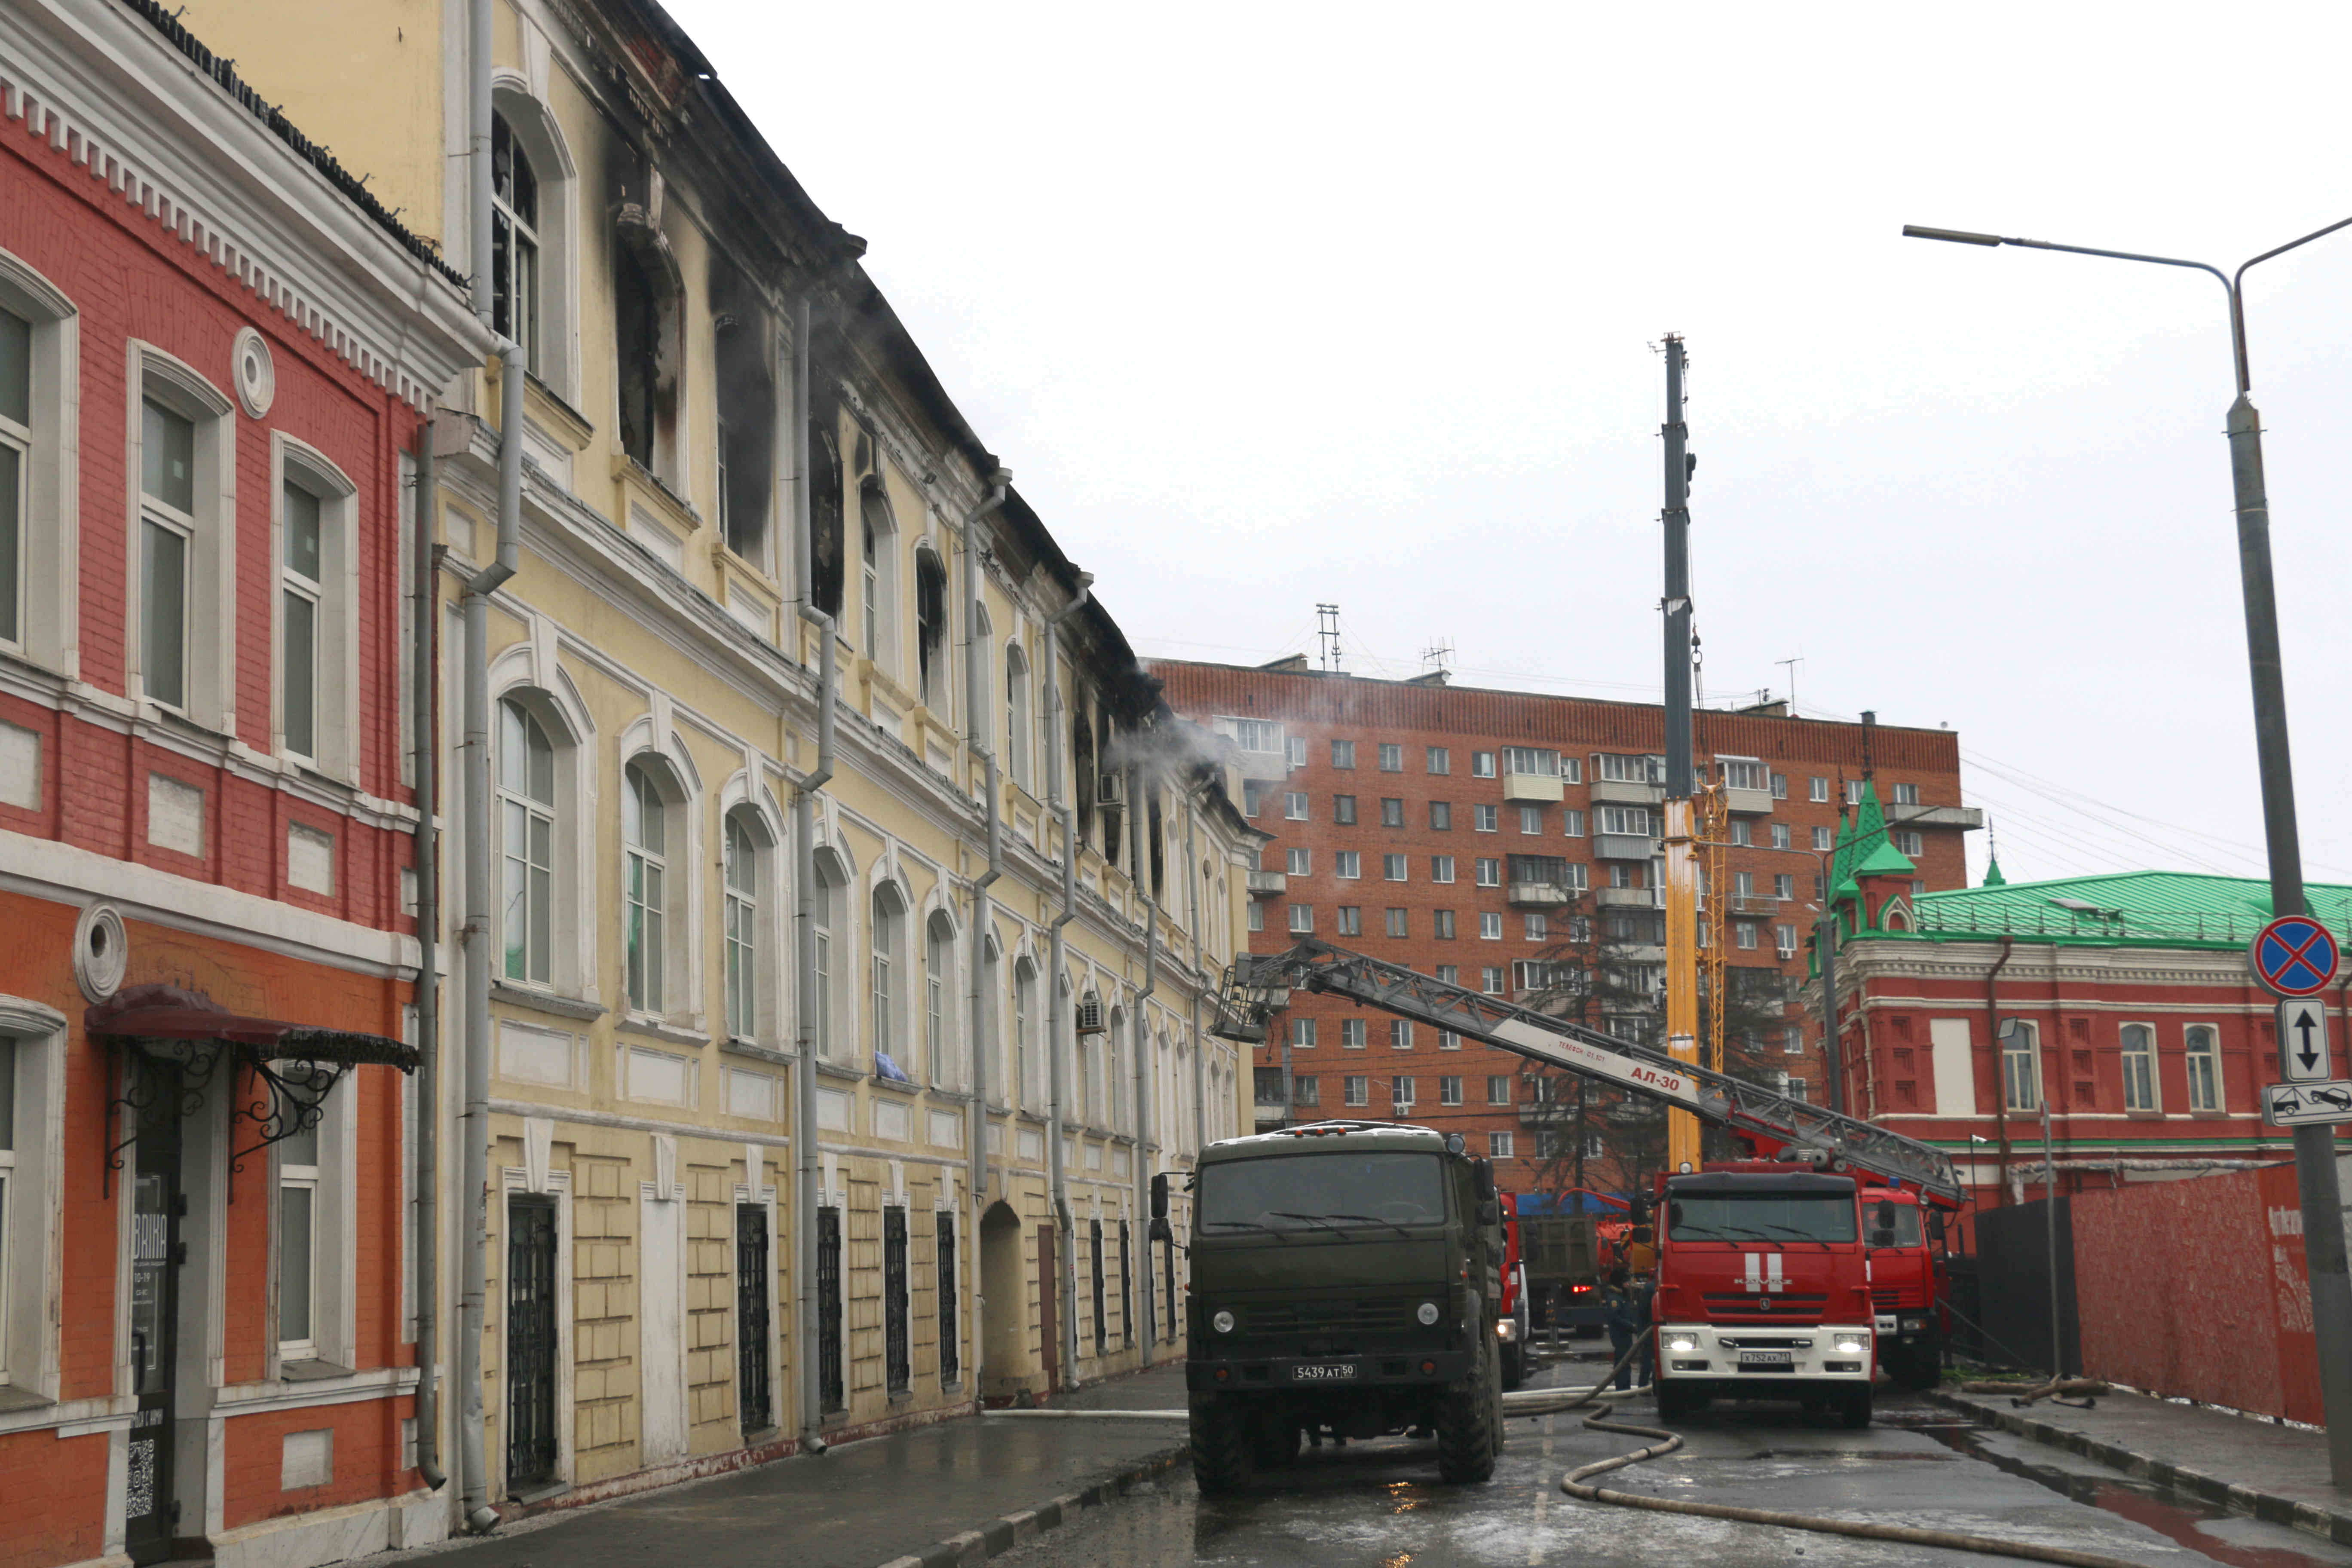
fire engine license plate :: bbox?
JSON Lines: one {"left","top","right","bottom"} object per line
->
{"left": 1738, "top": 1351, "right": 1795, "bottom": 1371}
{"left": 1290, "top": 1362, "right": 1358, "bottom": 1382}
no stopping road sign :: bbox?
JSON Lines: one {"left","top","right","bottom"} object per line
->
{"left": 2251, "top": 915, "right": 2340, "bottom": 998}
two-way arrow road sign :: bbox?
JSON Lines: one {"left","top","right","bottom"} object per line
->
{"left": 2279, "top": 998, "right": 2334, "bottom": 1082}
{"left": 2264, "top": 1079, "right": 2352, "bottom": 1128}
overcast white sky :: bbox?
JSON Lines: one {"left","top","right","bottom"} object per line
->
{"left": 671, "top": 0, "right": 2352, "bottom": 897}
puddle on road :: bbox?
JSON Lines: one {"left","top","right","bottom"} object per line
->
{"left": 1930, "top": 1424, "right": 2350, "bottom": 1568}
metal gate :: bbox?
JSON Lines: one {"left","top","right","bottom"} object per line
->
{"left": 936, "top": 1211, "right": 959, "bottom": 1381}
{"left": 817, "top": 1207, "right": 844, "bottom": 1412}
{"left": 735, "top": 1204, "right": 771, "bottom": 1433}
{"left": 884, "top": 1207, "right": 910, "bottom": 1393}
{"left": 1090, "top": 1220, "right": 1106, "bottom": 1356}
{"left": 506, "top": 1197, "right": 560, "bottom": 1487}
{"left": 1118, "top": 1221, "right": 1132, "bottom": 1349}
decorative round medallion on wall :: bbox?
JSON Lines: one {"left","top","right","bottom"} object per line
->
{"left": 75, "top": 902, "right": 129, "bottom": 1003}
{"left": 232, "top": 327, "right": 276, "bottom": 417}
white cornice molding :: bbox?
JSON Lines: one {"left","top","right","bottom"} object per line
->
{"left": 3, "top": 0, "right": 494, "bottom": 410}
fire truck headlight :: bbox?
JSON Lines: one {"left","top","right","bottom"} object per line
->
{"left": 1417, "top": 1302, "right": 1442, "bottom": 1326}
{"left": 1900, "top": 1316, "right": 1929, "bottom": 1334}
{"left": 1664, "top": 1334, "right": 1699, "bottom": 1354}
{"left": 1212, "top": 1310, "right": 1236, "bottom": 1335}
{"left": 1834, "top": 1335, "right": 1867, "bottom": 1356}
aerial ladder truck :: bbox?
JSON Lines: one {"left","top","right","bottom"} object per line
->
{"left": 1219, "top": 938, "right": 1962, "bottom": 1421}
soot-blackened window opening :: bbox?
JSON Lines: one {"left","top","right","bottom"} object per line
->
{"left": 808, "top": 416, "right": 844, "bottom": 619}
{"left": 713, "top": 305, "right": 774, "bottom": 564}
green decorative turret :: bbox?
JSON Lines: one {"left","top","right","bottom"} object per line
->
{"left": 1828, "top": 780, "right": 1915, "bottom": 933}
{"left": 1982, "top": 854, "right": 2008, "bottom": 888}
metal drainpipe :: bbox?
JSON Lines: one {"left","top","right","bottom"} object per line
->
{"left": 456, "top": 348, "right": 523, "bottom": 1533}
{"left": 410, "top": 422, "right": 446, "bottom": 1492}
{"left": 453, "top": 0, "right": 518, "bottom": 1528}
{"left": 1986, "top": 937, "right": 2016, "bottom": 1208}
{"left": 1184, "top": 785, "right": 1206, "bottom": 1156}
{"left": 789, "top": 296, "right": 842, "bottom": 1448}
{"left": 959, "top": 471, "right": 1011, "bottom": 1396}
{"left": 1042, "top": 582, "right": 1092, "bottom": 1388}
{"left": 1127, "top": 764, "right": 1159, "bottom": 1341}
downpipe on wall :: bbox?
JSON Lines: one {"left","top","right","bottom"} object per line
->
{"left": 1042, "top": 577, "right": 1093, "bottom": 1387}
{"left": 410, "top": 422, "right": 446, "bottom": 1492}
{"left": 959, "top": 471, "right": 1011, "bottom": 1394}
{"left": 1127, "top": 765, "right": 1160, "bottom": 1345}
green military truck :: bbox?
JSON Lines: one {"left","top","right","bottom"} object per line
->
{"left": 1168, "top": 1121, "right": 1507, "bottom": 1492}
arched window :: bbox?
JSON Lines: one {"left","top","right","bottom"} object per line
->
{"left": 1005, "top": 645, "right": 1032, "bottom": 793}
{"left": 499, "top": 698, "right": 556, "bottom": 984}
{"left": 491, "top": 111, "right": 541, "bottom": 374}
{"left": 860, "top": 483, "right": 896, "bottom": 669}
{"left": 622, "top": 760, "right": 668, "bottom": 1013}
{"left": 872, "top": 885, "right": 907, "bottom": 1075}
{"left": 615, "top": 214, "right": 682, "bottom": 481}
{"left": 1014, "top": 958, "right": 1038, "bottom": 1111}
{"left": 926, "top": 910, "right": 957, "bottom": 1087}
{"left": 723, "top": 810, "right": 760, "bottom": 1040}
{"left": 916, "top": 548, "right": 948, "bottom": 710}
{"left": 1107, "top": 1008, "right": 1126, "bottom": 1134}
{"left": 813, "top": 848, "right": 849, "bottom": 1060}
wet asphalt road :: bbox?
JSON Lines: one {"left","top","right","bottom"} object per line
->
{"left": 995, "top": 1353, "right": 2352, "bottom": 1568}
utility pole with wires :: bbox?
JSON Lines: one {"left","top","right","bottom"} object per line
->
{"left": 1776, "top": 656, "right": 1803, "bottom": 711}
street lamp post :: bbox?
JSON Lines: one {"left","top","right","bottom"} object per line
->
{"left": 1906, "top": 215, "right": 2352, "bottom": 1485}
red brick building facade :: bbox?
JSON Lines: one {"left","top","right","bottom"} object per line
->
{"left": 1822, "top": 866, "right": 2349, "bottom": 1248}
{"left": 0, "top": 5, "right": 484, "bottom": 1564}
{"left": 1152, "top": 658, "right": 1978, "bottom": 1197}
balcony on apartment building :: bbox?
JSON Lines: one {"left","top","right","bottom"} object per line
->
{"left": 1887, "top": 801, "right": 1986, "bottom": 831}
{"left": 1247, "top": 868, "right": 1288, "bottom": 898}
{"left": 1501, "top": 747, "right": 1567, "bottom": 804}
{"left": 1594, "top": 832, "right": 1657, "bottom": 861}
{"left": 1718, "top": 759, "right": 1776, "bottom": 816}
{"left": 1728, "top": 895, "right": 1781, "bottom": 918}
{"left": 1506, "top": 855, "right": 1577, "bottom": 908}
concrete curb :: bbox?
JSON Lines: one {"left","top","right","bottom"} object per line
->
{"left": 869, "top": 1444, "right": 1189, "bottom": 1568}
{"left": 1930, "top": 1390, "right": 2352, "bottom": 1548}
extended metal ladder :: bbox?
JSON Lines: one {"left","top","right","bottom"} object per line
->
{"left": 1225, "top": 938, "right": 1963, "bottom": 1207}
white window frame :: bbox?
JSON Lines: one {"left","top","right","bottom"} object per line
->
{"left": 1519, "top": 805, "right": 1543, "bottom": 834}
{"left": 0, "top": 1000, "right": 65, "bottom": 1398}
{"left": 1378, "top": 742, "right": 1403, "bottom": 772}
{"left": 1284, "top": 792, "right": 1309, "bottom": 821}
{"left": 1770, "top": 772, "right": 1788, "bottom": 800}
{"left": 127, "top": 344, "right": 236, "bottom": 731}
{"left": 1501, "top": 747, "right": 1558, "bottom": 777}
{"left": 1598, "top": 806, "right": 1651, "bottom": 837}
{"left": 1390, "top": 1020, "right": 1413, "bottom": 1050}
{"left": 1562, "top": 809, "right": 1586, "bottom": 838}
{"left": 1431, "top": 855, "right": 1455, "bottom": 884}
{"left": 1813, "top": 826, "right": 1834, "bottom": 852}
{"left": 1384, "top": 907, "right": 1409, "bottom": 937}
{"left": 1471, "top": 751, "right": 1496, "bottom": 778}
{"left": 499, "top": 698, "right": 560, "bottom": 987}
{"left": 2120, "top": 1021, "right": 2159, "bottom": 1112}
{"left": 1330, "top": 739, "right": 1356, "bottom": 769}
{"left": 1439, "top": 1075, "right": 1463, "bottom": 1106}
{"left": 1425, "top": 747, "right": 1449, "bottom": 775}
{"left": 1004, "top": 644, "right": 1033, "bottom": 794}
{"left": 1289, "top": 1018, "right": 1317, "bottom": 1049}
{"left": 272, "top": 437, "right": 360, "bottom": 780}
{"left": 1893, "top": 782, "right": 1920, "bottom": 805}
{"left": 1721, "top": 759, "right": 1767, "bottom": 791}
{"left": 1479, "top": 912, "right": 1503, "bottom": 940}
{"left": 1287, "top": 736, "right": 1308, "bottom": 769}
{"left": 1736, "top": 924, "right": 1758, "bottom": 949}
{"left": 1286, "top": 848, "right": 1312, "bottom": 876}
{"left": 2003, "top": 1021, "right": 2042, "bottom": 1113}
{"left": 1489, "top": 1131, "right": 1514, "bottom": 1158}
{"left": 1390, "top": 1075, "right": 1416, "bottom": 1109}
{"left": 1771, "top": 824, "right": 1791, "bottom": 850}
{"left": 2185, "top": 1023, "right": 2223, "bottom": 1112}
{"left": 1473, "top": 804, "right": 1498, "bottom": 833}
{"left": 1774, "top": 873, "right": 1795, "bottom": 901}
{"left": 1343, "top": 1075, "right": 1368, "bottom": 1107}
{"left": 622, "top": 759, "right": 671, "bottom": 1016}
{"left": 1288, "top": 903, "right": 1314, "bottom": 934}
{"left": 1810, "top": 776, "right": 1830, "bottom": 803}
{"left": 1896, "top": 830, "right": 1925, "bottom": 857}
{"left": 723, "top": 810, "right": 763, "bottom": 1042}
{"left": 872, "top": 885, "right": 909, "bottom": 1075}
{"left": 0, "top": 251, "right": 78, "bottom": 676}
{"left": 1474, "top": 858, "right": 1501, "bottom": 888}
{"left": 1524, "top": 913, "right": 1547, "bottom": 941}
{"left": 1335, "top": 851, "right": 1361, "bottom": 880}
{"left": 488, "top": 87, "right": 579, "bottom": 396}
{"left": 1384, "top": 854, "right": 1407, "bottom": 882}
{"left": 273, "top": 1070, "right": 354, "bottom": 1372}
{"left": 1335, "top": 906, "right": 1362, "bottom": 937}
{"left": 1342, "top": 1019, "right": 1366, "bottom": 1050}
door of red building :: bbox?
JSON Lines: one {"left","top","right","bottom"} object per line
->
{"left": 125, "top": 1062, "right": 184, "bottom": 1565}
{"left": 1037, "top": 1224, "right": 1059, "bottom": 1392}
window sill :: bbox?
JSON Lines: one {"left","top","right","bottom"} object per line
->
{"left": 491, "top": 981, "right": 607, "bottom": 1024}
{"left": 2124, "top": 1110, "right": 2164, "bottom": 1121}
{"left": 813, "top": 1059, "right": 867, "bottom": 1084}
{"left": 720, "top": 1038, "right": 796, "bottom": 1068}
{"left": 616, "top": 1016, "right": 710, "bottom": 1050}
{"left": 0, "top": 1386, "right": 55, "bottom": 1417}
{"left": 508, "top": 1479, "right": 572, "bottom": 1507}
{"left": 870, "top": 1076, "right": 922, "bottom": 1100}
{"left": 2189, "top": 1109, "right": 2231, "bottom": 1119}
{"left": 279, "top": 1357, "right": 354, "bottom": 1383}
{"left": 925, "top": 1086, "right": 972, "bottom": 1104}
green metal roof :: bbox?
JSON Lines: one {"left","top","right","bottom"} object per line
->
{"left": 1904, "top": 870, "right": 2352, "bottom": 949}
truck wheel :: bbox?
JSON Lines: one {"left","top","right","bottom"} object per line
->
{"left": 1189, "top": 1395, "right": 1253, "bottom": 1494}
{"left": 1901, "top": 1332, "right": 1942, "bottom": 1392}
{"left": 1436, "top": 1349, "right": 1500, "bottom": 1484}
{"left": 1840, "top": 1387, "right": 1874, "bottom": 1429}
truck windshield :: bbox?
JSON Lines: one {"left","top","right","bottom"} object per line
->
{"left": 1668, "top": 1191, "right": 1856, "bottom": 1244}
{"left": 1200, "top": 1152, "right": 1447, "bottom": 1232}
{"left": 1868, "top": 1202, "right": 1923, "bottom": 1247}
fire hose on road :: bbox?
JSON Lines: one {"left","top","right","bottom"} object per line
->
{"left": 1506, "top": 1342, "right": 2153, "bottom": 1568}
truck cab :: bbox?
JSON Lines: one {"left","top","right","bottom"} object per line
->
{"left": 1861, "top": 1185, "right": 1945, "bottom": 1390}
{"left": 1651, "top": 1165, "right": 1876, "bottom": 1427}
{"left": 1498, "top": 1192, "right": 1530, "bottom": 1389}
{"left": 1180, "top": 1121, "right": 1507, "bottom": 1491}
